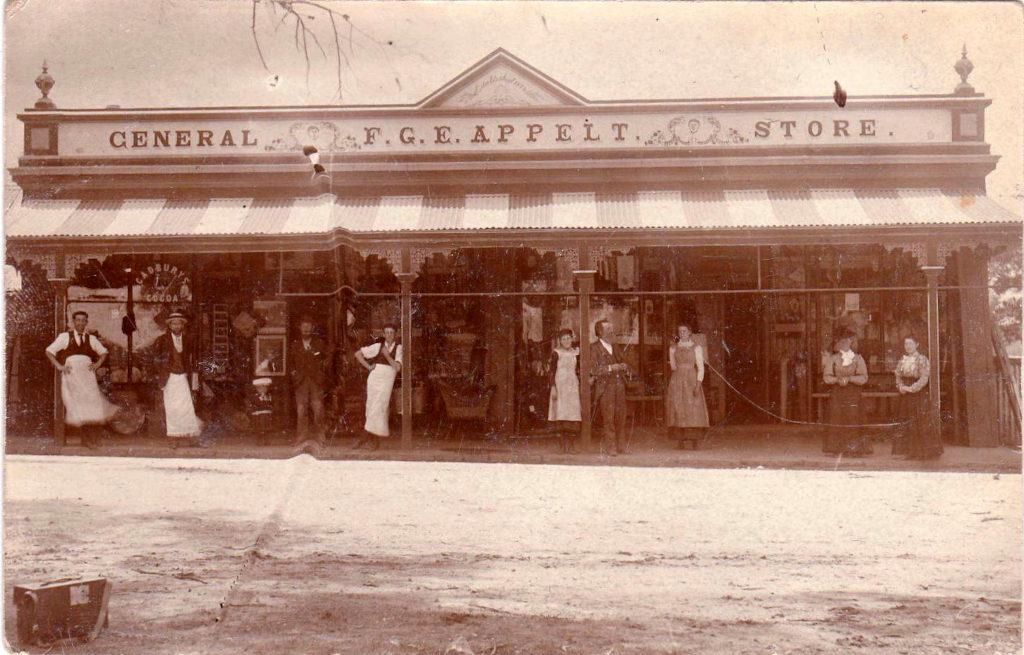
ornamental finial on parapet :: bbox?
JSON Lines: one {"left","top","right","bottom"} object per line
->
{"left": 954, "top": 44, "right": 975, "bottom": 95}
{"left": 34, "top": 60, "right": 56, "bottom": 109}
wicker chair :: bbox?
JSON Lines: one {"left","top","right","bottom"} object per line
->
{"left": 434, "top": 379, "right": 496, "bottom": 440}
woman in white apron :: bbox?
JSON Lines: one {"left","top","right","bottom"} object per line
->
{"left": 548, "top": 328, "right": 581, "bottom": 453}
{"left": 354, "top": 323, "right": 402, "bottom": 450}
{"left": 44, "top": 311, "right": 119, "bottom": 448}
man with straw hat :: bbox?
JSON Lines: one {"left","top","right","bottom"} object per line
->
{"left": 152, "top": 308, "right": 203, "bottom": 448}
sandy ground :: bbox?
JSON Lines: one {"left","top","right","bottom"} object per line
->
{"left": 3, "top": 455, "right": 1021, "bottom": 654}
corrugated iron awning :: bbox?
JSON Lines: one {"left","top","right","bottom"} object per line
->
{"left": 4, "top": 189, "right": 1019, "bottom": 238}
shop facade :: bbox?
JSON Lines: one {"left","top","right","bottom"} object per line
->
{"left": 6, "top": 49, "right": 1021, "bottom": 448}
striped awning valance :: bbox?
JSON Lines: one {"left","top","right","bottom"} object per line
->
{"left": 5, "top": 189, "right": 1019, "bottom": 238}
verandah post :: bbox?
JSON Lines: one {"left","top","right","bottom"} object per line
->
{"left": 574, "top": 269, "right": 597, "bottom": 449}
{"left": 396, "top": 270, "right": 416, "bottom": 448}
{"left": 921, "top": 262, "right": 944, "bottom": 441}
{"left": 49, "top": 252, "right": 68, "bottom": 447}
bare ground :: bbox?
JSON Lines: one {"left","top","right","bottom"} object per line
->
{"left": 3, "top": 455, "right": 1021, "bottom": 654}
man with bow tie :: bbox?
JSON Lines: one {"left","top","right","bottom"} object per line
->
{"left": 290, "top": 315, "right": 328, "bottom": 445}
{"left": 589, "top": 319, "right": 629, "bottom": 456}
{"left": 45, "top": 310, "right": 118, "bottom": 448}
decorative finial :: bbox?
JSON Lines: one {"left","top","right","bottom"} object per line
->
{"left": 954, "top": 44, "right": 975, "bottom": 95}
{"left": 34, "top": 60, "right": 56, "bottom": 109}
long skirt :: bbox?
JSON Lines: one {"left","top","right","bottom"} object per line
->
{"left": 893, "top": 390, "right": 942, "bottom": 459}
{"left": 823, "top": 385, "right": 871, "bottom": 455}
{"left": 164, "top": 373, "right": 202, "bottom": 439}
{"left": 364, "top": 364, "right": 397, "bottom": 437}
{"left": 665, "top": 368, "right": 709, "bottom": 428}
{"left": 62, "top": 355, "right": 118, "bottom": 427}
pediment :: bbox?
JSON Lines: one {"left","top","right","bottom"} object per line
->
{"left": 419, "top": 49, "right": 588, "bottom": 109}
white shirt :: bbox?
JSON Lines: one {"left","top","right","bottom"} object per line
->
{"left": 360, "top": 341, "right": 403, "bottom": 364}
{"left": 46, "top": 331, "right": 108, "bottom": 357}
{"left": 172, "top": 333, "right": 184, "bottom": 353}
{"left": 599, "top": 338, "right": 613, "bottom": 355}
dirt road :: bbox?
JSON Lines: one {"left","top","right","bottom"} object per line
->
{"left": 4, "top": 455, "right": 1020, "bottom": 654}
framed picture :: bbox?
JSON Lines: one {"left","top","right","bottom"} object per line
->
{"left": 254, "top": 334, "right": 287, "bottom": 376}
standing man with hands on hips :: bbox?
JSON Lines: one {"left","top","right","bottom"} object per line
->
{"left": 44, "top": 310, "right": 118, "bottom": 449}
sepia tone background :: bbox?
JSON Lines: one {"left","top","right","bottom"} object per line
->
{"left": 3, "top": 0, "right": 1023, "bottom": 212}
{"left": 2, "top": 3, "right": 1022, "bottom": 653}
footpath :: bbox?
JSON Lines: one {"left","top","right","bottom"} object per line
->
{"left": 5, "top": 425, "right": 1021, "bottom": 473}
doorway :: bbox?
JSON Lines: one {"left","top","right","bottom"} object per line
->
{"left": 722, "top": 294, "right": 767, "bottom": 423}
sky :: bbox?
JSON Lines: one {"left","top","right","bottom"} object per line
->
{"left": 2, "top": 0, "right": 1022, "bottom": 211}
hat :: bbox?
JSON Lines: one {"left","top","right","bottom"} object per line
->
{"left": 252, "top": 378, "right": 272, "bottom": 387}
{"left": 167, "top": 310, "right": 188, "bottom": 321}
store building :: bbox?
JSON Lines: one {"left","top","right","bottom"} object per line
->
{"left": 5, "top": 49, "right": 1021, "bottom": 448}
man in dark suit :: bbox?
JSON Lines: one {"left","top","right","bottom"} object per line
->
{"left": 590, "top": 320, "right": 629, "bottom": 456}
{"left": 151, "top": 310, "right": 203, "bottom": 448}
{"left": 291, "top": 315, "right": 328, "bottom": 445}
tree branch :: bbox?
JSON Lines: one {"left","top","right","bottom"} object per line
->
{"left": 249, "top": 0, "right": 401, "bottom": 99}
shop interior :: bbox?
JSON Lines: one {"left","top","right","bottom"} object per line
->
{"left": 6, "top": 243, "right": 971, "bottom": 443}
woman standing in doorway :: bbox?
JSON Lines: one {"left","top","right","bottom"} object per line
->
{"left": 892, "top": 335, "right": 941, "bottom": 460}
{"left": 822, "top": 328, "right": 871, "bottom": 456}
{"left": 354, "top": 323, "right": 402, "bottom": 450}
{"left": 548, "top": 328, "right": 581, "bottom": 453}
{"left": 666, "top": 323, "right": 709, "bottom": 449}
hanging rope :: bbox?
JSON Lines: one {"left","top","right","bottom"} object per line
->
{"left": 703, "top": 360, "right": 904, "bottom": 429}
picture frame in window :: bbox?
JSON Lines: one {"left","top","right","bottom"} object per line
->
{"left": 254, "top": 334, "right": 287, "bottom": 376}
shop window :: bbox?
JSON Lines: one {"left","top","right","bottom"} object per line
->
{"left": 267, "top": 251, "right": 336, "bottom": 294}
{"left": 807, "top": 245, "right": 923, "bottom": 288}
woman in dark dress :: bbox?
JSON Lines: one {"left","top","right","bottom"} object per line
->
{"left": 822, "top": 329, "right": 871, "bottom": 456}
{"left": 892, "top": 335, "right": 942, "bottom": 460}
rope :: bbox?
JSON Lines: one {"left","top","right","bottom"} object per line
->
{"left": 703, "top": 360, "right": 905, "bottom": 429}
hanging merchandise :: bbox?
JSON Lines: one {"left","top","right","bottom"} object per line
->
{"left": 555, "top": 257, "right": 574, "bottom": 291}
{"left": 522, "top": 302, "right": 543, "bottom": 343}
{"left": 559, "top": 307, "right": 580, "bottom": 341}
{"left": 617, "top": 255, "right": 636, "bottom": 290}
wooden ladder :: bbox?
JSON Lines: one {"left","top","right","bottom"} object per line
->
{"left": 211, "top": 304, "right": 230, "bottom": 380}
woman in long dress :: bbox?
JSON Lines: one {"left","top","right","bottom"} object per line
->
{"left": 548, "top": 329, "right": 581, "bottom": 453}
{"left": 892, "top": 335, "right": 942, "bottom": 460}
{"left": 822, "top": 329, "right": 871, "bottom": 456}
{"left": 354, "top": 323, "right": 402, "bottom": 450}
{"left": 666, "top": 323, "right": 709, "bottom": 449}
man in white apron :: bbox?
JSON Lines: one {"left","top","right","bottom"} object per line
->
{"left": 353, "top": 323, "right": 402, "bottom": 450}
{"left": 152, "top": 310, "right": 203, "bottom": 448}
{"left": 44, "top": 310, "right": 118, "bottom": 448}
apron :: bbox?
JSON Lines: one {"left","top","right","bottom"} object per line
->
{"left": 62, "top": 355, "right": 118, "bottom": 427}
{"left": 364, "top": 363, "right": 397, "bottom": 436}
{"left": 164, "top": 373, "right": 202, "bottom": 438}
{"left": 548, "top": 348, "right": 582, "bottom": 422}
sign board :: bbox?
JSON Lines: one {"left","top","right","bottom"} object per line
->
{"left": 51, "top": 107, "right": 955, "bottom": 158}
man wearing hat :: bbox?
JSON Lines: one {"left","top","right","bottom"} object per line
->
{"left": 151, "top": 309, "right": 203, "bottom": 447}
{"left": 44, "top": 310, "right": 119, "bottom": 448}
{"left": 290, "top": 315, "right": 328, "bottom": 445}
